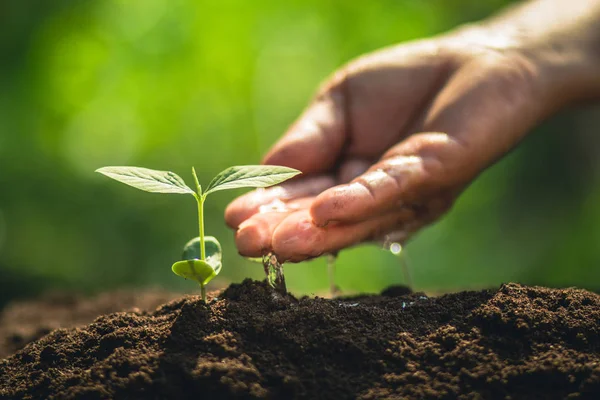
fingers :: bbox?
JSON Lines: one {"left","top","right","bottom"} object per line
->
{"left": 234, "top": 212, "right": 288, "bottom": 257}
{"left": 225, "top": 158, "right": 370, "bottom": 230}
{"left": 262, "top": 39, "right": 451, "bottom": 173}
{"left": 337, "top": 40, "right": 452, "bottom": 158}
{"left": 309, "top": 53, "right": 544, "bottom": 227}
{"left": 235, "top": 206, "right": 425, "bottom": 262}
{"left": 233, "top": 197, "right": 315, "bottom": 256}
{"left": 262, "top": 79, "right": 347, "bottom": 174}
{"left": 273, "top": 209, "right": 419, "bottom": 262}
{"left": 336, "top": 158, "right": 370, "bottom": 183}
{"left": 225, "top": 175, "right": 335, "bottom": 229}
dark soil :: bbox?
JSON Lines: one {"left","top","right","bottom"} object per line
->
{"left": 1, "top": 280, "right": 600, "bottom": 399}
{"left": 0, "top": 289, "right": 180, "bottom": 359}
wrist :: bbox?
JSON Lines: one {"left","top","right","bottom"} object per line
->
{"left": 445, "top": 18, "right": 600, "bottom": 116}
{"left": 481, "top": 0, "right": 600, "bottom": 109}
{"left": 516, "top": 27, "right": 600, "bottom": 110}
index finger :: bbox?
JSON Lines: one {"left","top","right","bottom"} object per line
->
{"left": 263, "top": 76, "right": 347, "bottom": 174}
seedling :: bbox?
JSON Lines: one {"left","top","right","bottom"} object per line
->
{"left": 96, "top": 165, "right": 301, "bottom": 302}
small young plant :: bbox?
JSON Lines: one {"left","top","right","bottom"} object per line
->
{"left": 96, "top": 165, "right": 300, "bottom": 302}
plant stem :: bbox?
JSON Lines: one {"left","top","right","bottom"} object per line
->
{"left": 198, "top": 195, "right": 206, "bottom": 261}
{"left": 200, "top": 283, "right": 206, "bottom": 303}
{"left": 191, "top": 167, "right": 206, "bottom": 261}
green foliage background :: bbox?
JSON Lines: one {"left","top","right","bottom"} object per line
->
{"left": 1, "top": 0, "right": 600, "bottom": 304}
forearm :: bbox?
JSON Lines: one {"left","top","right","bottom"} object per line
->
{"left": 494, "top": 0, "right": 600, "bottom": 102}
{"left": 453, "top": 0, "right": 600, "bottom": 109}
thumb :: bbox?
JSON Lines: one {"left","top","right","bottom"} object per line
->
{"left": 309, "top": 132, "right": 470, "bottom": 226}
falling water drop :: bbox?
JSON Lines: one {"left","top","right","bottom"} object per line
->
{"left": 326, "top": 253, "right": 341, "bottom": 297}
{"left": 382, "top": 238, "right": 413, "bottom": 289}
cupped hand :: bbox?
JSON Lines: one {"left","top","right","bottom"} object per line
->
{"left": 225, "top": 24, "right": 578, "bottom": 262}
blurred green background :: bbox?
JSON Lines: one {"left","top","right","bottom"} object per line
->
{"left": 2, "top": 0, "right": 600, "bottom": 305}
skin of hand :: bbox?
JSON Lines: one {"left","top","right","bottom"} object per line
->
{"left": 226, "top": 0, "right": 600, "bottom": 262}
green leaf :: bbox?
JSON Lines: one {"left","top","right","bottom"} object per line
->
{"left": 182, "top": 236, "right": 222, "bottom": 275}
{"left": 171, "top": 259, "right": 217, "bottom": 286}
{"left": 96, "top": 166, "right": 194, "bottom": 195}
{"left": 204, "top": 165, "right": 301, "bottom": 195}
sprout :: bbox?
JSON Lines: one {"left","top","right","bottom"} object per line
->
{"left": 96, "top": 165, "right": 300, "bottom": 302}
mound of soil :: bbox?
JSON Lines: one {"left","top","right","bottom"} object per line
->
{"left": 1, "top": 280, "right": 600, "bottom": 399}
{"left": 0, "top": 289, "right": 180, "bottom": 359}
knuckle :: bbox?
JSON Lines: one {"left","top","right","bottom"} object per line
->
{"left": 406, "top": 133, "right": 466, "bottom": 182}
{"left": 316, "top": 64, "right": 351, "bottom": 100}
{"left": 379, "top": 134, "right": 469, "bottom": 201}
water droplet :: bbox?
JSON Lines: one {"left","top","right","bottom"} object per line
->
{"left": 381, "top": 238, "right": 413, "bottom": 289}
{"left": 390, "top": 242, "right": 402, "bottom": 255}
{"left": 259, "top": 199, "right": 288, "bottom": 213}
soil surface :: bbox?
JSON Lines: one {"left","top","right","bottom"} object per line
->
{"left": 0, "top": 289, "right": 180, "bottom": 359}
{"left": 1, "top": 280, "right": 600, "bottom": 399}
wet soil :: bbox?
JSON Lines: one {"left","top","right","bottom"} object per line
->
{"left": 1, "top": 280, "right": 600, "bottom": 399}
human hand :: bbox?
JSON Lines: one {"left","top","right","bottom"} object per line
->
{"left": 226, "top": 0, "right": 600, "bottom": 262}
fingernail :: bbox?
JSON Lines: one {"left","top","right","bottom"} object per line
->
{"left": 235, "top": 221, "right": 269, "bottom": 255}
